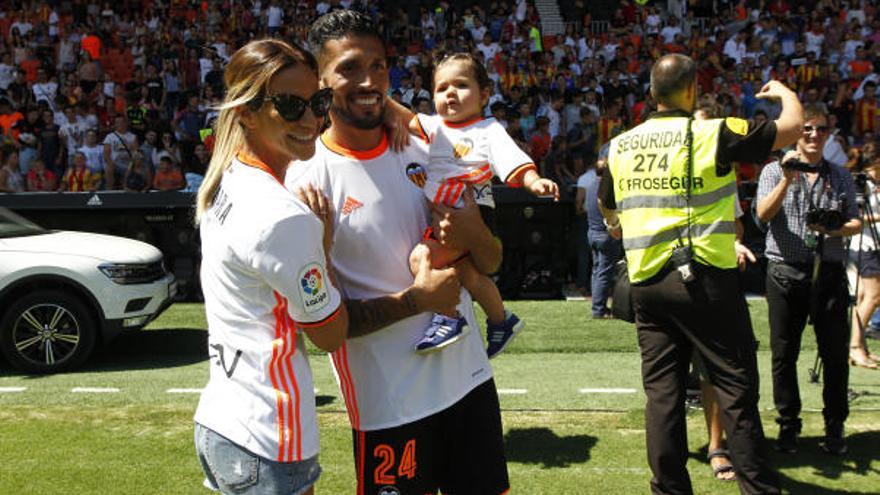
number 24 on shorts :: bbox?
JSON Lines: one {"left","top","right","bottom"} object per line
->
{"left": 633, "top": 152, "right": 669, "bottom": 172}
{"left": 374, "top": 439, "right": 417, "bottom": 485}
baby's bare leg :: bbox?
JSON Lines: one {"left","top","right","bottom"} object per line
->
{"left": 455, "top": 257, "right": 505, "bottom": 325}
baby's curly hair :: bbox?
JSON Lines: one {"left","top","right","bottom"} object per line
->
{"left": 433, "top": 52, "right": 492, "bottom": 93}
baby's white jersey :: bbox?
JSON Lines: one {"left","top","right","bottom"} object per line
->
{"left": 286, "top": 132, "right": 493, "bottom": 432}
{"left": 415, "top": 114, "right": 536, "bottom": 208}
{"left": 196, "top": 153, "right": 342, "bottom": 462}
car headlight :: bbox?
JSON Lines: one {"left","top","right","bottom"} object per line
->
{"left": 98, "top": 261, "right": 166, "bottom": 284}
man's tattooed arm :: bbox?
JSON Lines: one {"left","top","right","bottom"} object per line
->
{"left": 345, "top": 290, "right": 420, "bottom": 338}
{"left": 343, "top": 254, "right": 462, "bottom": 338}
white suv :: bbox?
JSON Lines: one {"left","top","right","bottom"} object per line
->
{"left": 0, "top": 207, "right": 177, "bottom": 373}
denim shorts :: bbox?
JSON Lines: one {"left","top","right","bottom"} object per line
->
{"left": 850, "top": 249, "right": 880, "bottom": 277}
{"left": 194, "top": 423, "right": 321, "bottom": 495}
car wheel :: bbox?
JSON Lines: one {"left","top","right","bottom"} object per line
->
{"left": 0, "top": 290, "right": 97, "bottom": 373}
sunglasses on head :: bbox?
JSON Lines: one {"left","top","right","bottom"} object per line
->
{"left": 803, "top": 124, "right": 829, "bottom": 134}
{"left": 248, "top": 88, "right": 333, "bottom": 122}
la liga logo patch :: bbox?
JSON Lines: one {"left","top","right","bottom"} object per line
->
{"left": 298, "top": 262, "right": 330, "bottom": 313}
{"left": 301, "top": 267, "right": 322, "bottom": 295}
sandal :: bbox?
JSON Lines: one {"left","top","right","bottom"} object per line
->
{"left": 849, "top": 346, "right": 878, "bottom": 370}
{"left": 707, "top": 449, "right": 736, "bottom": 481}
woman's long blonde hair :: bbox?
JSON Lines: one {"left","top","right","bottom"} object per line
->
{"left": 195, "top": 39, "right": 318, "bottom": 223}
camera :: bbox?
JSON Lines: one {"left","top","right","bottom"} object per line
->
{"left": 782, "top": 158, "right": 816, "bottom": 173}
{"left": 806, "top": 208, "right": 845, "bottom": 231}
{"left": 855, "top": 172, "right": 869, "bottom": 190}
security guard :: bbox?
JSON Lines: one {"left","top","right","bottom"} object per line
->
{"left": 599, "top": 53, "right": 803, "bottom": 495}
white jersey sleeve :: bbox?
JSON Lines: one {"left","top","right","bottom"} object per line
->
{"left": 485, "top": 118, "right": 536, "bottom": 186}
{"left": 250, "top": 214, "right": 341, "bottom": 326}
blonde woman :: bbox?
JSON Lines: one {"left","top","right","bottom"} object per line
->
{"left": 848, "top": 142, "right": 880, "bottom": 369}
{"left": 194, "top": 39, "right": 346, "bottom": 495}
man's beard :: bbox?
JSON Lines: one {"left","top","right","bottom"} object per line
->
{"left": 331, "top": 104, "right": 384, "bottom": 130}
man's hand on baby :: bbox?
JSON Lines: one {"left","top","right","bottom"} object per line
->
{"left": 430, "top": 186, "right": 483, "bottom": 251}
{"left": 410, "top": 253, "right": 461, "bottom": 313}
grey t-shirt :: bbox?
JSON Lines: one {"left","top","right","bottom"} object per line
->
{"left": 577, "top": 168, "right": 606, "bottom": 232}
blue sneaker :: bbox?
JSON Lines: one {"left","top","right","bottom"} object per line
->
{"left": 415, "top": 314, "right": 469, "bottom": 354}
{"left": 486, "top": 311, "right": 525, "bottom": 359}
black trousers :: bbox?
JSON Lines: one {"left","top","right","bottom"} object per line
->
{"left": 765, "top": 261, "right": 850, "bottom": 429}
{"left": 633, "top": 264, "right": 779, "bottom": 495}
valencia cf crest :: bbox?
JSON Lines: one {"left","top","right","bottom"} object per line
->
{"left": 406, "top": 162, "right": 427, "bottom": 188}
{"left": 453, "top": 137, "right": 474, "bottom": 159}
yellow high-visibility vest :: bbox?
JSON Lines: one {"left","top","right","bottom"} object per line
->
{"left": 608, "top": 113, "right": 741, "bottom": 283}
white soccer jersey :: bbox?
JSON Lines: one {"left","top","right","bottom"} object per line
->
{"left": 195, "top": 153, "right": 342, "bottom": 463}
{"left": 415, "top": 114, "right": 536, "bottom": 208}
{"left": 286, "top": 132, "right": 493, "bottom": 432}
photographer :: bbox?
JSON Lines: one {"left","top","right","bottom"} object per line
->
{"left": 847, "top": 142, "right": 880, "bottom": 369}
{"left": 756, "top": 105, "right": 862, "bottom": 455}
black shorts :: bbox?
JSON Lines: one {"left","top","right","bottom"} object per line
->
{"left": 351, "top": 379, "right": 509, "bottom": 495}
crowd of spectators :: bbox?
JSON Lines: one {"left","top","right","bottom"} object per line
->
{"left": 0, "top": 0, "right": 879, "bottom": 196}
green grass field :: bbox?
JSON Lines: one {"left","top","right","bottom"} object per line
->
{"left": 1, "top": 300, "right": 879, "bottom": 494}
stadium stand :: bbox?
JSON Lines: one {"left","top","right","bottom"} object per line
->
{"left": 0, "top": 0, "right": 877, "bottom": 298}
